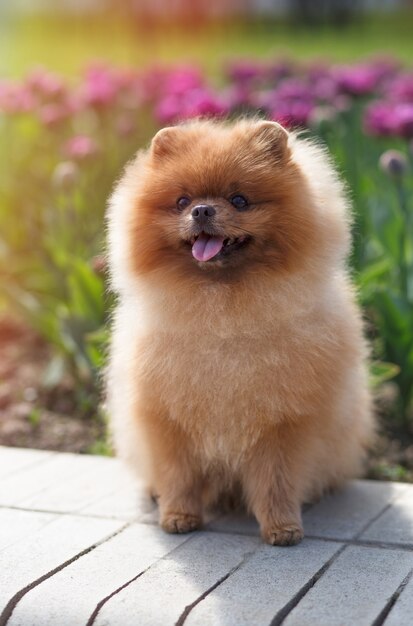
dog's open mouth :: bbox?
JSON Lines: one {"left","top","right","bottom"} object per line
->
{"left": 190, "top": 232, "right": 250, "bottom": 262}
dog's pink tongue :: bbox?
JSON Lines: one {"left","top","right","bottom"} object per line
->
{"left": 192, "top": 233, "right": 224, "bottom": 262}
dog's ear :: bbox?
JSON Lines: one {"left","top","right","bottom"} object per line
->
{"left": 254, "top": 120, "right": 289, "bottom": 162}
{"left": 151, "top": 127, "right": 180, "bottom": 159}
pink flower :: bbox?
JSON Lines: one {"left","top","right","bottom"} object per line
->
{"left": 162, "top": 66, "right": 204, "bottom": 97}
{"left": 63, "top": 135, "right": 99, "bottom": 160}
{"left": 81, "top": 65, "right": 118, "bottom": 108}
{"left": 155, "top": 95, "right": 183, "bottom": 124}
{"left": 38, "top": 103, "right": 69, "bottom": 127}
{"left": 0, "top": 82, "right": 36, "bottom": 114}
{"left": 183, "top": 89, "right": 228, "bottom": 119}
{"left": 155, "top": 88, "right": 228, "bottom": 124}
{"left": 26, "top": 67, "right": 66, "bottom": 99}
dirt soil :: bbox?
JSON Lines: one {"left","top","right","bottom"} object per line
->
{"left": 1, "top": 316, "right": 412, "bottom": 481}
{"left": 0, "top": 317, "right": 105, "bottom": 453}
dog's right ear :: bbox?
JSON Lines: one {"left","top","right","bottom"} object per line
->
{"left": 151, "top": 127, "right": 179, "bottom": 159}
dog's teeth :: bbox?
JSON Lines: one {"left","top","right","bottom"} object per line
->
{"left": 224, "top": 239, "right": 230, "bottom": 246}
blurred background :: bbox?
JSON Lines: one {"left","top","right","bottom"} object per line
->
{"left": 0, "top": 0, "right": 412, "bottom": 480}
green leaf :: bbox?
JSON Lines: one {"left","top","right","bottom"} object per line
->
{"left": 369, "top": 361, "right": 400, "bottom": 388}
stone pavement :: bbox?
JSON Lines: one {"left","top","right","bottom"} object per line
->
{"left": 0, "top": 445, "right": 412, "bottom": 626}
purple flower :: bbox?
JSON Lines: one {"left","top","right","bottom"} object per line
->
{"left": 394, "top": 103, "right": 413, "bottom": 138}
{"left": 379, "top": 150, "right": 408, "bottom": 178}
{"left": 364, "top": 101, "right": 397, "bottom": 136}
{"left": 265, "top": 59, "right": 295, "bottom": 83}
{"left": 311, "top": 77, "right": 339, "bottom": 102}
{"left": 275, "top": 78, "right": 314, "bottom": 102}
{"left": 225, "top": 60, "right": 264, "bottom": 84}
{"left": 386, "top": 73, "right": 413, "bottom": 102}
{"left": 270, "top": 100, "right": 314, "bottom": 129}
{"left": 224, "top": 85, "right": 261, "bottom": 112}
{"left": 334, "top": 64, "right": 381, "bottom": 97}
{"left": 365, "top": 101, "right": 413, "bottom": 138}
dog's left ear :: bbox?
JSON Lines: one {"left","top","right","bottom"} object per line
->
{"left": 254, "top": 121, "right": 289, "bottom": 162}
{"left": 151, "top": 126, "right": 180, "bottom": 159}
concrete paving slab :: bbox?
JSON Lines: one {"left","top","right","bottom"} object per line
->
{"left": 19, "top": 456, "right": 134, "bottom": 514}
{"left": 185, "top": 539, "right": 342, "bottom": 626}
{"left": 7, "top": 524, "right": 189, "bottom": 626}
{"left": 282, "top": 545, "right": 413, "bottom": 626}
{"left": 0, "top": 508, "right": 56, "bottom": 552}
{"left": 383, "top": 572, "right": 413, "bottom": 626}
{"left": 0, "top": 514, "right": 123, "bottom": 609}
{"left": 360, "top": 485, "right": 413, "bottom": 546}
{"left": 302, "top": 480, "right": 408, "bottom": 540}
{"left": 0, "top": 452, "right": 107, "bottom": 507}
{"left": 93, "top": 532, "right": 260, "bottom": 626}
{"left": 79, "top": 482, "right": 156, "bottom": 521}
{"left": 1, "top": 447, "right": 413, "bottom": 626}
{"left": 0, "top": 446, "right": 55, "bottom": 480}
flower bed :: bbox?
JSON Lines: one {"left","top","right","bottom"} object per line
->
{"left": 0, "top": 58, "right": 412, "bottom": 437}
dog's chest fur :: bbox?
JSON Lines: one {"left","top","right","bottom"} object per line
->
{"left": 129, "top": 282, "right": 335, "bottom": 465}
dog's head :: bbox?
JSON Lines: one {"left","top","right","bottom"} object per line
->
{"left": 109, "top": 119, "right": 350, "bottom": 285}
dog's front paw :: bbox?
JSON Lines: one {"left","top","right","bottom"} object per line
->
{"left": 161, "top": 512, "right": 202, "bottom": 534}
{"left": 261, "top": 523, "right": 304, "bottom": 546}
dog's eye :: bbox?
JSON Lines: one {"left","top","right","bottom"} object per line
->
{"left": 177, "top": 196, "right": 191, "bottom": 211}
{"left": 230, "top": 195, "right": 249, "bottom": 211}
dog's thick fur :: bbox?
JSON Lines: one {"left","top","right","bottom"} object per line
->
{"left": 107, "top": 119, "right": 373, "bottom": 546}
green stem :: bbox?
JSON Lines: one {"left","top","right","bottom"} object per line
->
{"left": 395, "top": 180, "right": 409, "bottom": 298}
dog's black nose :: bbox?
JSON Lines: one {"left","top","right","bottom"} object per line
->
{"left": 191, "top": 204, "right": 216, "bottom": 225}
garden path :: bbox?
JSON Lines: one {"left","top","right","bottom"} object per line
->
{"left": 0, "top": 445, "right": 412, "bottom": 626}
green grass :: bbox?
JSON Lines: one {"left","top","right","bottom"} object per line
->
{"left": 1, "top": 10, "right": 413, "bottom": 78}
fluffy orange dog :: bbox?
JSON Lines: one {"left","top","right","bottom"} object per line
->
{"left": 107, "top": 118, "right": 373, "bottom": 546}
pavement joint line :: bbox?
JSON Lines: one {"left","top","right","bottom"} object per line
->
{"left": 175, "top": 549, "right": 257, "bottom": 626}
{"left": 269, "top": 543, "right": 347, "bottom": 626}
{"left": 0, "top": 522, "right": 131, "bottom": 626}
{"left": 1, "top": 504, "right": 413, "bottom": 551}
{"left": 85, "top": 532, "right": 204, "bottom": 626}
{"left": 371, "top": 568, "right": 413, "bottom": 626}
{"left": 0, "top": 503, "right": 150, "bottom": 522}
{"left": 352, "top": 482, "right": 410, "bottom": 541}
{"left": 201, "top": 527, "right": 413, "bottom": 552}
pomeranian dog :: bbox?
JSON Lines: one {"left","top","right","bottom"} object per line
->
{"left": 107, "top": 118, "right": 373, "bottom": 546}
